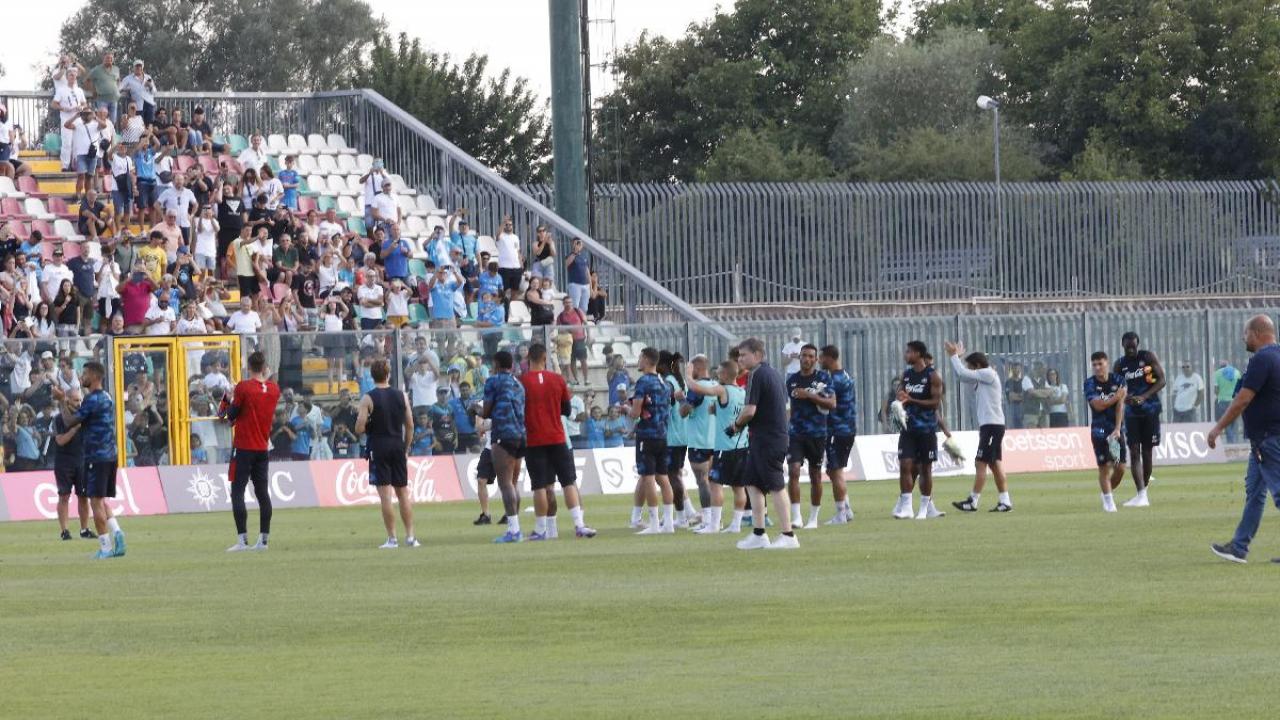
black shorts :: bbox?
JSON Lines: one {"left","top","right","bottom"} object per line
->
{"left": 84, "top": 460, "right": 118, "bottom": 498}
{"left": 494, "top": 438, "right": 526, "bottom": 460}
{"left": 476, "top": 448, "right": 496, "bottom": 483}
{"left": 571, "top": 339, "right": 588, "bottom": 361}
{"left": 974, "top": 424, "right": 1005, "bottom": 464}
{"left": 1125, "top": 414, "right": 1161, "bottom": 447}
{"left": 366, "top": 439, "right": 408, "bottom": 487}
{"left": 635, "top": 438, "right": 668, "bottom": 477}
{"left": 898, "top": 431, "right": 937, "bottom": 464}
{"left": 498, "top": 268, "right": 523, "bottom": 294}
{"left": 55, "top": 464, "right": 86, "bottom": 497}
{"left": 237, "top": 275, "right": 260, "bottom": 298}
{"left": 230, "top": 448, "right": 270, "bottom": 486}
{"left": 667, "top": 445, "right": 688, "bottom": 476}
{"left": 1092, "top": 436, "right": 1128, "bottom": 467}
{"left": 788, "top": 436, "right": 825, "bottom": 466}
{"left": 710, "top": 448, "right": 748, "bottom": 486}
{"left": 825, "top": 434, "right": 856, "bottom": 472}
{"left": 525, "top": 443, "right": 577, "bottom": 490}
{"left": 742, "top": 442, "right": 787, "bottom": 493}
{"left": 687, "top": 448, "right": 714, "bottom": 465}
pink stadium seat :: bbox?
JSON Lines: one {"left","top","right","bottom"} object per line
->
{"left": 18, "top": 176, "right": 47, "bottom": 199}
{"left": 47, "top": 197, "right": 75, "bottom": 219}
{"left": 10, "top": 220, "right": 30, "bottom": 240}
{"left": 2, "top": 197, "right": 30, "bottom": 219}
{"left": 198, "top": 154, "right": 221, "bottom": 175}
{"left": 176, "top": 155, "right": 197, "bottom": 173}
{"left": 32, "top": 219, "right": 58, "bottom": 239}
{"left": 298, "top": 196, "right": 318, "bottom": 214}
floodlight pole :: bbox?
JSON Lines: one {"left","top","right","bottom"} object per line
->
{"left": 978, "top": 96, "right": 1005, "bottom": 296}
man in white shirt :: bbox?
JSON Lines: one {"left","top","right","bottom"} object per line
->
{"left": 236, "top": 133, "right": 266, "bottom": 174}
{"left": 356, "top": 271, "right": 386, "bottom": 330}
{"left": 360, "top": 159, "right": 388, "bottom": 227}
{"left": 945, "top": 340, "right": 1013, "bottom": 512}
{"left": 408, "top": 357, "right": 438, "bottom": 413}
{"left": 119, "top": 60, "right": 156, "bottom": 123}
{"left": 780, "top": 329, "right": 805, "bottom": 376}
{"left": 226, "top": 297, "right": 262, "bottom": 334}
{"left": 370, "top": 181, "right": 399, "bottom": 231}
{"left": 155, "top": 175, "right": 198, "bottom": 244}
{"left": 144, "top": 294, "right": 177, "bottom": 335}
{"left": 41, "top": 248, "right": 75, "bottom": 303}
{"left": 1171, "top": 361, "right": 1205, "bottom": 423}
{"left": 495, "top": 216, "right": 523, "bottom": 300}
{"left": 64, "top": 107, "right": 111, "bottom": 195}
{"left": 52, "top": 68, "right": 88, "bottom": 171}
{"left": 317, "top": 208, "right": 347, "bottom": 243}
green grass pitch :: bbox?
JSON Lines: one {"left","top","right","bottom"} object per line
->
{"left": 2, "top": 464, "right": 1276, "bottom": 719}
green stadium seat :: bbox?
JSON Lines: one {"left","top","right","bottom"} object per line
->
{"left": 347, "top": 217, "right": 367, "bottom": 237}
{"left": 317, "top": 195, "right": 337, "bottom": 213}
{"left": 267, "top": 155, "right": 280, "bottom": 173}
{"left": 43, "top": 132, "right": 60, "bottom": 155}
{"left": 228, "top": 134, "right": 249, "bottom": 155}
{"left": 408, "top": 259, "right": 428, "bottom": 279}
{"left": 409, "top": 303, "right": 429, "bottom": 325}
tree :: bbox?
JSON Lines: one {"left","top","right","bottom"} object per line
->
{"left": 595, "top": 0, "right": 883, "bottom": 182}
{"left": 697, "top": 127, "right": 836, "bottom": 182}
{"left": 57, "top": 0, "right": 383, "bottom": 91}
{"left": 849, "top": 124, "right": 1047, "bottom": 181}
{"left": 351, "top": 34, "right": 550, "bottom": 185}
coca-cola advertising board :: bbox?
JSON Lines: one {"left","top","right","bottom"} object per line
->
{"left": 0, "top": 467, "right": 168, "bottom": 522}
{"left": 310, "top": 456, "right": 463, "bottom": 508}
{"left": 157, "top": 461, "right": 319, "bottom": 513}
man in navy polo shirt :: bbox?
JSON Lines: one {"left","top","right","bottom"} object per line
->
{"left": 1210, "top": 315, "right": 1280, "bottom": 563}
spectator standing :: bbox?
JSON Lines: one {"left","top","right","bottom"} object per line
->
{"left": 587, "top": 270, "right": 607, "bottom": 323}
{"left": 108, "top": 145, "right": 136, "bottom": 228}
{"left": 156, "top": 175, "right": 197, "bottom": 248}
{"left": 475, "top": 290, "right": 505, "bottom": 359}
{"left": 356, "top": 271, "right": 385, "bottom": 330}
{"left": 380, "top": 227, "right": 412, "bottom": 282}
{"left": 66, "top": 248, "right": 98, "bottom": 335}
{"left": 84, "top": 52, "right": 121, "bottom": 124}
{"left": 530, "top": 225, "right": 556, "bottom": 281}
{"left": 143, "top": 293, "right": 176, "bottom": 336}
{"left": 1213, "top": 360, "right": 1242, "bottom": 443}
{"left": 225, "top": 296, "right": 262, "bottom": 335}
{"left": 64, "top": 107, "right": 110, "bottom": 196}
{"left": 556, "top": 296, "right": 590, "bottom": 386}
{"left": 565, "top": 237, "right": 591, "bottom": 313}
{"left": 1005, "top": 362, "right": 1026, "bottom": 429}
{"left": 1045, "top": 368, "right": 1070, "bottom": 427}
{"left": 133, "top": 131, "right": 160, "bottom": 226}
{"left": 260, "top": 165, "right": 284, "bottom": 211}
{"left": 278, "top": 156, "right": 300, "bottom": 210}
{"left": 94, "top": 240, "right": 122, "bottom": 323}
{"left": 1171, "top": 361, "right": 1205, "bottom": 423}
{"left": 496, "top": 217, "right": 523, "bottom": 301}
{"left": 118, "top": 101, "right": 144, "bottom": 145}
{"left": 360, "top": 159, "right": 389, "bottom": 227}
{"left": 236, "top": 134, "right": 266, "bottom": 175}
{"left": 427, "top": 266, "right": 462, "bottom": 329}
{"left": 51, "top": 68, "right": 87, "bottom": 172}
{"left": 119, "top": 60, "right": 156, "bottom": 124}
{"left": 780, "top": 328, "right": 805, "bottom": 376}
{"left": 449, "top": 212, "right": 478, "bottom": 261}
{"left": 525, "top": 276, "right": 554, "bottom": 326}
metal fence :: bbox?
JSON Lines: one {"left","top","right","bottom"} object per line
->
{"left": 2, "top": 307, "right": 1259, "bottom": 471}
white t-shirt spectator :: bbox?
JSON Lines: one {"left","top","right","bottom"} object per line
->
{"left": 237, "top": 146, "right": 265, "bottom": 174}
{"left": 497, "top": 232, "right": 521, "bottom": 269}
{"left": 119, "top": 114, "right": 145, "bottom": 144}
{"left": 318, "top": 219, "right": 344, "bottom": 241}
{"left": 41, "top": 262, "right": 73, "bottom": 302}
{"left": 357, "top": 284, "right": 385, "bottom": 321}
{"left": 156, "top": 187, "right": 197, "bottom": 228}
{"left": 371, "top": 192, "right": 397, "bottom": 223}
{"left": 781, "top": 339, "right": 804, "bottom": 376}
{"left": 262, "top": 177, "right": 284, "bottom": 210}
{"left": 119, "top": 72, "right": 155, "bottom": 106}
{"left": 69, "top": 118, "right": 110, "bottom": 157}
{"left": 409, "top": 367, "right": 438, "bottom": 408}
{"left": 226, "top": 309, "right": 262, "bottom": 334}
{"left": 194, "top": 218, "right": 218, "bottom": 258}
{"left": 0, "top": 118, "right": 16, "bottom": 146}
{"left": 94, "top": 258, "right": 121, "bottom": 300}
{"left": 176, "top": 315, "right": 207, "bottom": 334}
{"left": 145, "top": 304, "right": 176, "bottom": 335}
{"left": 203, "top": 371, "right": 233, "bottom": 394}
{"left": 1172, "top": 372, "right": 1205, "bottom": 413}
{"left": 564, "top": 394, "right": 585, "bottom": 439}
{"left": 54, "top": 85, "right": 86, "bottom": 123}
{"left": 386, "top": 286, "right": 410, "bottom": 317}
{"left": 110, "top": 152, "right": 133, "bottom": 179}
{"left": 363, "top": 170, "right": 386, "bottom": 207}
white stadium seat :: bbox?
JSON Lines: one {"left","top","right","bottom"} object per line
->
{"left": 306, "top": 133, "right": 331, "bottom": 154}
{"left": 344, "top": 175, "right": 365, "bottom": 195}
{"left": 0, "top": 177, "right": 25, "bottom": 199}
{"left": 388, "top": 173, "right": 416, "bottom": 196}
{"left": 308, "top": 174, "right": 335, "bottom": 196}
{"left": 296, "top": 154, "right": 321, "bottom": 176}
{"left": 328, "top": 176, "right": 352, "bottom": 196}
{"left": 356, "top": 154, "right": 374, "bottom": 173}
{"left": 424, "top": 215, "right": 445, "bottom": 233}
{"left": 337, "top": 195, "right": 361, "bottom": 216}
{"left": 477, "top": 235, "right": 498, "bottom": 257}
{"left": 415, "top": 195, "right": 439, "bottom": 215}
{"left": 317, "top": 154, "right": 341, "bottom": 176}
{"left": 287, "top": 134, "right": 314, "bottom": 155}
{"left": 53, "top": 219, "right": 85, "bottom": 243}
{"left": 337, "top": 154, "right": 360, "bottom": 174}
{"left": 327, "top": 133, "right": 357, "bottom": 155}
{"left": 397, "top": 195, "right": 418, "bottom": 218}
{"left": 405, "top": 216, "right": 428, "bottom": 237}
{"left": 24, "top": 198, "right": 54, "bottom": 220}
{"left": 507, "top": 300, "right": 531, "bottom": 324}
{"left": 267, "top": 134, "right": 290, "bottom": 154}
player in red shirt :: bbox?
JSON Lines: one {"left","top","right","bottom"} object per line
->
{"left": 219, "top": 351, "right": 281, "bottom": 552}
{"left": 520, "top": 343, "right": 596, "bottom": 539}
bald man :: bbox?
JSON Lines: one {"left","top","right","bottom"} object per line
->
{"left": 1210, "top": 315, "right": 1280, "bottom": 563}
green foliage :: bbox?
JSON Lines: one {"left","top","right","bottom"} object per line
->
{"left": 351, "top": 34, "right": 551, "bottom": 185}
{"left": 595, "top": 0, "right": 883, "bottom": 182}
{"left": 850, "top": 124, "right": 1047, "bottom": 181}
{"left": 697, "top": 126, "right": 836, "bottom": 182}
{"left": 1061, "top": 133, "right": 1147, "bottom": 181}
{"left": 57, "top": 0, "right": 384, "bottom": 91}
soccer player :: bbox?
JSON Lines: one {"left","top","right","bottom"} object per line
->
{"left": 945, "top": 341, "right": 1012, "bottom": 513}
{"left": 659, "top": 351, "right": 696, "bottom": 527}
{"left": 520, "top": 343, "right": 596, "bottom": 540}
{"left": 56, "top": 361, "right": 125, "bottom": 559}
{"left": 356, "top": 357, "right": 418, "bottom": 549}
{"left": 786, "top": 344, "right": 834, "bottom": 529}
{"left": 220, "top": 351, "right": 281, "bottom": 552}
{"left": 481, "top": 350, "right": 527, "bottom": 543}
{"left": 472, "top": 417, "right": 496, "bottom": 525}
{"left": 819, "top": 345, "right": 857, "bottom": 524}
{"left": 683, "top": 355, "right": 721, "bottom": 532}
{"left": 631, "top": 347, "right": 675, "bottom": 535}
{"left": 893, "top": 341, "right": 946, "bottom": 520}
{"left": 1084, "top": 351, "right": 1127, "bottom": 513}
{"left": 1115, "top": 331, "right": 1165, "bottom": 507}
{"left": 729, "top": 338, "right": 799, "bottom": 550}
{"left": 1209, "top": 315, "right": 1280, "bottom": 563}
{"left": 51, "top": 389, "right": 93, "bottom": 541}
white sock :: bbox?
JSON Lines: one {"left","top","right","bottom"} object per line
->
{"left": 998, "top": 491, "right": 1011, "bottom": 506}
{"left": 808, "top": 506, "right": 821, "bottom": 524}
{"left": 508, "top": 515, "right": 521, "bottom": 534}
{"left": 107, "top": 517, "right": 121, "bottom": 534}
{"left": 259, "top": 533, "right": 269, "bottom": 545}
{"left": 791, "top": 502, "right": 801, "bottom": 518}
{"left": 535, "top": 516, "right": 547, "bottom": 534}
{"left": 712, "top": 507, "right": 723, "bottom": 527}
{"left": 662, "top": 504, "right": 675, "bottom": 528}
{"left": 631, "top": 506, "right": 643, "bottom": 524}
{"left": 99, "top": 534, "right": 111, "bottom": 552}
{"left": 570, "top": 506, "right": 585, "bottom": 528}
{"left": 731, "top": 509, "right": 744, "bottom": 529}
{"left": 237, "top": 533, "right": 247, "bottom": 545}
{"left": 921, "top": 495, "right": 932, "bottom": 509}
{"left": 549, "top": 516, "right": 559, "bottom": 537}
{"left": 970, "top": 492, "right": 981, "bottom": 505}
{"left": 1102, "top": 492, "right": 1113, "bottom": 503}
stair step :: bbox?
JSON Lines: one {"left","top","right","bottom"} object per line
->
{"left": 38, "top": 180, "right": 78, "bottom": 195}
{"left": 18, "top": 150, "right": 51, "bottom": 158}
{"left": 24, "top": 160, "right": 63, "bottom": 174}
{"left": 302, "top": 357, "right": 329, "bottom": 372}
{"left": 312, "top": 381, "right": 359, "bottom": 395}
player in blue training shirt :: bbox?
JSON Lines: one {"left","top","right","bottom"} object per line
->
{"left": 786, "top": 344, "right": 834, "bottom": 529}
{"left": 894, "top": 341, "right": 946, "bottom": 520}
{"left": 1084, "top": 351, "right": 1128, "bottom": 513}
{"left": 56, "top": 361, "right": 126, "bottom": 559}
{"left": 659, "top": 351, "right": 697, "bottom": 527}
{"left": 630, "top": 347, "right": 673, "bottom": 534}
{"left": 481, "top": 351, "right": 526, "bottom": 543}
{"left": 820, "top": 345, "right": 857, "bottom": 525}
{"left": 1115, "top": 331, "right": 1166, "bottom": 507}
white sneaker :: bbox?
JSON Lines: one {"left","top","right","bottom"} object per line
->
{"left": 659, "top": 523, "right": 675, "bottom": 535}
{"left": 825, "top": 511, "right": 851, "bottom": 525}
{"left": 736, "top": 533, "right": 772, "bottom": 550}
{"left": 767, "top": 533, "right": 800, "bottom": 550}
{"left": 1123, "top": 492, "right": 1150, "bottom": 508}
{"left": 1102, "top": 497, "right": 1118, "bottom": 513}
{"left": 915, "top": 501, "right": 945, "bottom": 520}
{"left": 674, "top": 517, "right": 689, "bottom": 529}
{"left": 721, "top": 524, "right": 741, "bottom": 534}
{"left": 629, "top": 520, "right": 648, "bottom": 530}
{"left": 892, "top": 498, "right": 914, "bottom": 520}
{"left": 378, "top": 539, "right": 399, "bottom": 549}
{"left": 226, "top": 541, "right": 250, "bottom": 553}
{"left": 404, "top": 537, "right": 421, "bottom": 548}
{"left": 803, "top": 520, "right": 819, "bottom": 530}
{"left": 694, "top": 523, "right": 719, "bottom": 535}
{"left": 636, "top": 524, "right": 663, "bottom": 535}
{"left": 249, "top": 542, "right": 268, "bottom": 551}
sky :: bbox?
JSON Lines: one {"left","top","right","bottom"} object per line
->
{"left": 0, "top": 0, "right": 730, "bottom": 99}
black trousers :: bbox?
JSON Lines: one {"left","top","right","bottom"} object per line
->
{"left": 229, "top": 448, "right": 272, "bottom": 535}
